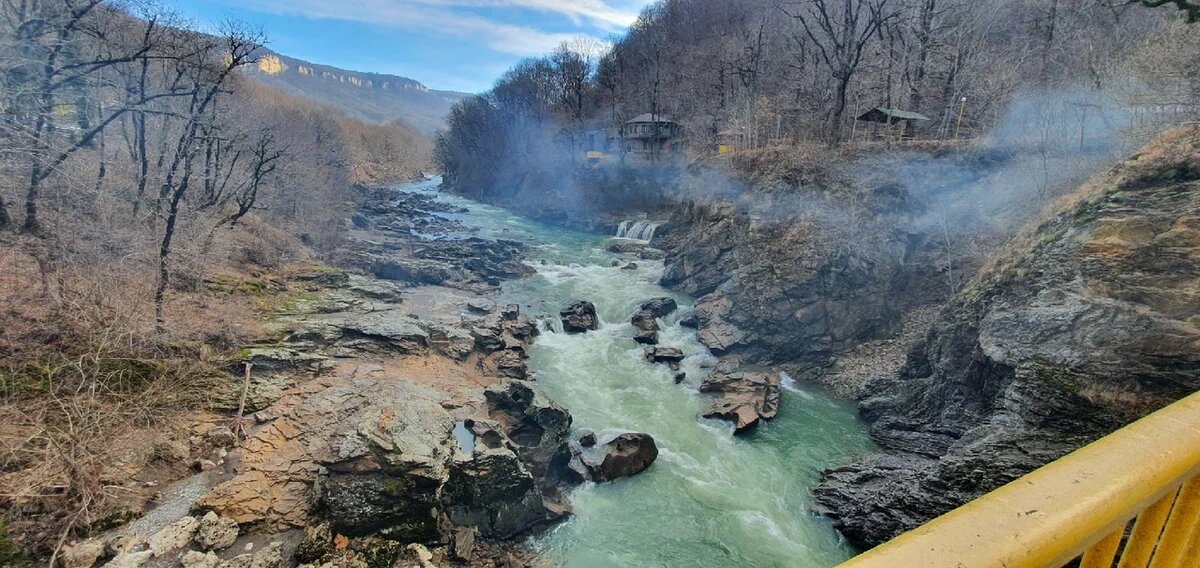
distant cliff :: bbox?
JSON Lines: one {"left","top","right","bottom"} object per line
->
{"left": 247, "top": 49, "right": 468, "bottom": 135}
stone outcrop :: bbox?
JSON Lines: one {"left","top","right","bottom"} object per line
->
{"left": 645, "top": 347, "right": 684, "bottom": 364}
{"left": 199, "top": 377, "right": 572, "bottom": 545}
{"left": 194, "top": 512, "right": 239, "bottom": 551}
{"left": 814, "top": 127, "right": 1200, "bottom": 549}
{"left": 346, "top": 189, "right": 535, "bottom": 292}
{"left": 569, "top": 433, "right": 659, "bottom": 482}
{"left": 630, "top": 310, "right": 659, "bottom": 344}
{"left": 698, "top": 357, "right": 780, "bottom": 433}
{"left": 560, "top": 301, "right": 599, "bottom": 333}
{"left": 629, "top": 298, "right": 678, "bottom": 345}
{"left": 658, "top": 200, "right": 904, "bottom": 380}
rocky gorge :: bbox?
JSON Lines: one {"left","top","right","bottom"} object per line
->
{"left": 811, "top": 126, "right": 1200, "bottom": 548}
{"left": 55, "top": 179, "right": 682, "bottom": 568}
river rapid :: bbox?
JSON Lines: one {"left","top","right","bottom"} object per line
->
{"left": 403, "top": 178, "right": 872, "bottom": 567}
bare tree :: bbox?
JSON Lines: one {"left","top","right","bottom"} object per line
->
{"left": 781, "top": 0, "right": 893, "bottom": 146}
{"left": 153, "top": 25, "right": 263, "bottom": 328}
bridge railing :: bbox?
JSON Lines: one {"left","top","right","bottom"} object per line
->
{"left": 838, "top": 390, "right": 1200, "bottom": 568}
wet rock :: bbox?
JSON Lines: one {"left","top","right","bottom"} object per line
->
{"left": 195, "top": 511, "right": 239, "bottom": 551}
{"left": 638, "top": 248, "right": 667, "bottom": 260}
{"left": 606, "top": 240, "right": 647, "bottom": 254}
{"left": 574, "top": 433, "right": 659, "bottom": 482}
{"left": 577, "top": 430, "right": 596, "bottom": 447}
{"left": 559, "top": 301, "right": 598, "bottom": 333}
{"left": 61, "top": 539, "right": 105, "bottom": 568}
{"left": 639, "top": 297, "right": 678, "bottom": 318}
{"left": 646, "top": 347, "right": 684, "bottom": 363}
{"left": 659, "top": 200, "right": 903, "bottom": 377}
{"left": 148, "top": 516, "right": 199, "bottom": 556}
{"left": 630, "top": 310, "right": 659, "bottom": 345}
{"left": 678, "top": 311, "right": 699, "bottom": 328}
{"left": 621, "top": 262, "right": 638, "bottom": 270}
{"left": 699, "top": 365, "right": 780, "bottom": 434}
{"left": 674, "top": 371, "right": 687, "bottom": 384}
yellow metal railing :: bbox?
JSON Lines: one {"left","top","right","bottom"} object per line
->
{"left": 839, "top": 390, "right": 1200, "bottom": 568}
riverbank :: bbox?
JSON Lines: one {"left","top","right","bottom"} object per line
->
{"left": 37, "top": 176, "right": 874, "bottom": 568}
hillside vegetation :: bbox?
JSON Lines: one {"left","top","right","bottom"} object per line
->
{"left": 437, "top": 0, "right": 1199, "bottom": 213}
{"left": 0, "top": 2, "right": 430, "bottom": 557}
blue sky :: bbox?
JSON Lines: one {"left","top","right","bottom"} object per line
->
{"left": 163, "top": 0, "right": 654, "bottom": 93}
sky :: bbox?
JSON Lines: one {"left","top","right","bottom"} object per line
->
{"left": 162, "top": 0, "right": 654, "bottom": 94}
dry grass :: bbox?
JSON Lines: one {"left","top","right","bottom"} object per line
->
{"left": 0, "top": 222, "right": 315, "bottom": 558}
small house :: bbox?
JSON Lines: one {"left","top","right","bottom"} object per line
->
{"left": 620, "top": 113, "right": 685, "bottom": 160}
{"left": 855, "top": 107, "right": 932, "bottom": 140}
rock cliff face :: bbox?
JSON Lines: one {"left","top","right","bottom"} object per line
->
{"left": 658, "top": 200, "right": 904, "bottom": 379}
{"left": 814, "top": 128, "right": 1200, "bottom": 549}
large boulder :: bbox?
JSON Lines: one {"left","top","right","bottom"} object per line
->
{"left": 699, "top": 360, "right": 780, "bottom": 434}
{"left": 646, "top": 347, "right": 685, "bottom": 364}
{"left": 147, "top": 516, "right": 199, "bottom": 557}
{"left": 814, "top": 127, "right": 1200, "bottom": 549}
{"left": 639, "top": 297, "right": 678, "bottom": 318}
{"left": 560, "top": 301, "right": 599, "bottom": 333}
{"left": 630, "top": 310, "right": 659, "bottom": 345}
{"left": 194, "top": 511, "right": 239, "bottom": 551}
{"left": 571, "top": 433, "right": 659, "bottom": 482}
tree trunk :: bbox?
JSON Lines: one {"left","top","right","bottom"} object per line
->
{"left": 0, "top": 193, "right": 10, "bottom": 228}
{"left": 25, "top": 161, "right": 43, "bottom": 232}
{"left": 829, "top": 75, "right": 850, "bottom": 147}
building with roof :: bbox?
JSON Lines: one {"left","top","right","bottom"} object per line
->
{"left": 855, "top": 107, "right": 932, "bottom": 141}
{"left": 620, "top": 113, "right": 685, "bottom": 160}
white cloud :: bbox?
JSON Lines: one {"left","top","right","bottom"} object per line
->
{"left": 220, "top": 0, "right": 638, "bottom": 55}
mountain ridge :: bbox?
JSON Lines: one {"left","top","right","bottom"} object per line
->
{"left": 247, "top": 48, "right": 469, "bottom": 135}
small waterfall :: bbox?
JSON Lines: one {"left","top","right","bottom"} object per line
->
{"left": 615, "top": 220, "right": 662, "bottom": 242}
{"left": 541, "top": 316, "right": 565, "bottom": 334}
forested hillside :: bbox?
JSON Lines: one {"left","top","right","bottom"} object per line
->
{"left": 437, "top": 0, "right": 1199, "bottom": 208}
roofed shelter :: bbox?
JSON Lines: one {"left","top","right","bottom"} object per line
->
{"left": 855, "top": 107, "right": 932, "bottom": 141}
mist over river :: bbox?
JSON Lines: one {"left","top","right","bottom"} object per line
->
{"left": 404, "top": 178, "right": 873, "bottom": 567}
